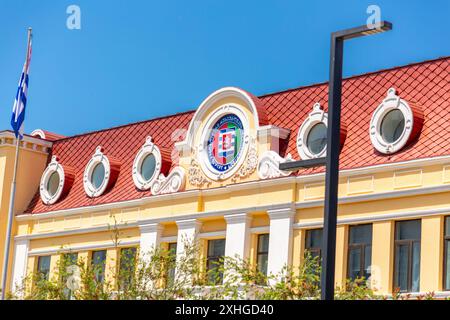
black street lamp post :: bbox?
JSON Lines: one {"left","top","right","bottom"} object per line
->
{"left": 280, "top": 21, "right": 392, "bottom": 300}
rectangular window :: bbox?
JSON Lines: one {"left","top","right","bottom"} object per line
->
{"left": 305, "top": 228, "right": 323, "bottom": 261}
{"left": 206, "top": 239, "right": 225, "bottom": 285}
{"left": 37, "top": 256, "right": 51, "bottom": 281}
{"left": 119, "top": 247, "right": 137, "bottom": 291}
{"left": 347, "top": 224, "right": 372, "bottom": 281}
{"left": 444, "top": 217, "right": 450, "bottom": 290}
{"left": 167, "top": 242, "right": 177, "bottom": 285}
{"left": 91, "top": 250, "right": 107, "bottom": 283}
{"left": 256, "top": 234, "right": 269, "bottom": 276}
{"left": 394, "top": 220, "right": 421, "bottom": 293}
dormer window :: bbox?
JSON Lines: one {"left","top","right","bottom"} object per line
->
{"left": 297, "top": 103, "right": 328, "bottom": 159}
{"left": 91, "top": 163, "right": 106, "bottom": 189}
{"left": 40, "top": 156, "right": 74, "bottom": 205}
{"left": 84, "top": 146, "right": 120, "bottom": 198}
{"left": 46, "top": 171, "right": 60, "bottom": 196}
{"left": 370, "top": 88, "right": 423, "bottom": 154}
{"left": 132, "top": 136, "right": 169, "bottom": 190}
{"left": 380, "top": 109, "right": 405, "bottom": 144}
{"left": 306, "top": 122, "right": 327, "bottom": 155}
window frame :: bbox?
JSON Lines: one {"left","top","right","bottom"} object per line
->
{"left": 444, "top": 217, "right": 450, "bottom": 291}
{"left": 206, "top": 238, "right": 226, "bottom": 285}
{"left": 91, "top": 250, "right": 107, "bottom": 284}
{"left": 304, "top": 228, "right": 323, "bottom": 261}
{"left": 118, "top": 247, "right": 137, "bottom": 291}
{"left": 256, "top": 233, "right": 269, "bottom": 276}
{"left": 346, "top": 224, "right": 373, "bottom": 281}
{"left": 393, "top": 219, "right": 421, "bottom": 293}
{"left": 166, "top": 242, "right": 177, "bottom": 286}
{"left": 36, "top": 255, "right": 51, "bottom": 281}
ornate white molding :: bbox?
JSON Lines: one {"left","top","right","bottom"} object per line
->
{"left": 175, "top": 87, "right": 266, "bottom": 153}
{"left": 231, "top": 137, "right": 258, "bottom": 182}
{"left": 369, "top": 88, "right": 416, "bottom": 154}
{"left": 151, "top": 166, "right": 186, "bottom": 195}
{"left": 40, "top": 156, "right": 66, "bottom": 205}
{"left": 83, "top": 146, "right": 111, "bottom": 198}
{"left": 188, "top": 148, "right": 211, "bottom": 187}
{"left": 257, "top": 150, "right": 293, "bottom": 180}
{"left": 297, "top": 102, "right": 328, "bottom": 160}
{"left": 132, "top": 136, "right": 162, "bottom": 190}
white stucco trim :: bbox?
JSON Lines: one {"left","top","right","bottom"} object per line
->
{"left": 28, "top": 239, "right": 140, "bottom": 256}
{"left": 294, "top": 206, "right": 450, "bottom": 229}
{"left": 39, "top": 156, "right": 66, "bottom": 205}
{"left": 175, "top": 87, "right": 265, "bottom": 153}
{"left": 83, "top": 146, "right": 111, "bottom": 198}
{"left": 132, "top": 136, "right": 163, "bottom": 190}
{"left": 297, "top": 103, "right": 328, "bottom": 159}
{"left": 369, "top": 88, "right": 415, "bottom": 154}
{"left": 10, "top": 239, "right": 29, "bottom": 293}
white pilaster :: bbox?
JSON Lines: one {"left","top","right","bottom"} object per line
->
{"left": 224, "top": 212, "right": 252, "bottom": 260}
{"left": 11, "top": 239, "right": 29, "bottom": 294}
{"left": 175, "top": 219, "right": 202, "bottom": 259}
{"left": 267, "top": 205, "right": 295, "bottom": 279}
{"left": 139, "top": 223, "right": 163, "bottom": 260}
{"left": 174, "top": 219, "right": 202, "bottom": 283}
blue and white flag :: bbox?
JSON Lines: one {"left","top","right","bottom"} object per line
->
{"left": 11, "top": 30, "right": 32, "bottom": 139}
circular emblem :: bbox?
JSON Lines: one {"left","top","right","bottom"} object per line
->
{"left": 206, "top": 114, "right": 245, "bottom": 173}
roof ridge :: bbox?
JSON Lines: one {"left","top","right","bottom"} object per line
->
{"left": 53, "top": 55, "right": 449, "bottom": 142}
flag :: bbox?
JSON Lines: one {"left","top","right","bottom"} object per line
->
{"left": 11, "top": 29, "right": 32, "bottom": 139}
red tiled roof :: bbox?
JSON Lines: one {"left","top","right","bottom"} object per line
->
{"left": 24, "top": 56, "right": 450, "bottom": 214}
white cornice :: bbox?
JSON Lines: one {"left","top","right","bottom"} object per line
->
{"left": 294, "top": 206, "right": 450, "bottom": 229}
{"left": 0, "top": 130, "right": 53, "bottom": 147}
{"left": 16, "top": 190, "right": 202, "bottom": 221}
{"left": 297, "top": 154, "right": 450, "bottom": 183}
{"left": 295, "top": 184, "right": 450, "bottom": 210}
{"left": 27, "top": 239, "right": 140, "bottom": 256}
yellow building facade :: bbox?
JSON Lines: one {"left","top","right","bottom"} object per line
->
{"left": 1, "top": 57, "right": 449, "bottom": 297}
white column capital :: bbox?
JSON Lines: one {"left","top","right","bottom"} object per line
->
{"left": 267, "top": 205, "right": 295, "bottom": 220}
{"left": 224, "top": 212, "right": 252, "bottom": 224}
{"left": 175, "top": 218, "right": 202, "bottom": 231}
{"left": 139, "top": 222, "right": 163, "bottom": 234}
{"left": 139, "top": 222, "right": 163, "bottom": 260}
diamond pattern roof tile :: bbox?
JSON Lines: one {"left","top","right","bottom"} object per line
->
{"left": 24, "top": 57, "right": 450, "bottom": 214}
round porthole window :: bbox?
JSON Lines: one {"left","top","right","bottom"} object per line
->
{"left": 380, "top": 109, "right": 405, "bottom": 143}
{"left": 91, "top": 163, "right": 106, "bottom": 189}
{"left": 307, "top": 122, "right": 327, "bottom": 155}
{"left": 370, "top": 88, "right": 421, "bottom": 154}
{"left": 140, "top": 154, "right": 156, "bottom": 181}
{"left": 40, "top": 156, "right": 68, "bottom": 205}
{"left": 46, "top": 171, "right": 60, "bottom": 197}
{"left": 83, "top": 146, "right": 113, "bottom": 197}
{"left": 297, "top": 103, "right": 328, "bottom": 159}
{"left": 132, "top": 137, "right": 163, "bottom": 190}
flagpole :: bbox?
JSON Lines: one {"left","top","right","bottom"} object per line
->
{"left": 0, "top": 27, "right": 32, "bottom": 300}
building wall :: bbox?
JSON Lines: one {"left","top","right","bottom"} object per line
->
{"left": 0, "top": 133, "right": 51, "bottom": 291}
{"left": 9, "top": 157, "right": 450, "bottom": 296}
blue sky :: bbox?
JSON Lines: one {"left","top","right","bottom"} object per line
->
{"left": 0, "top": 0, "right": 448, "bottom": 137}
